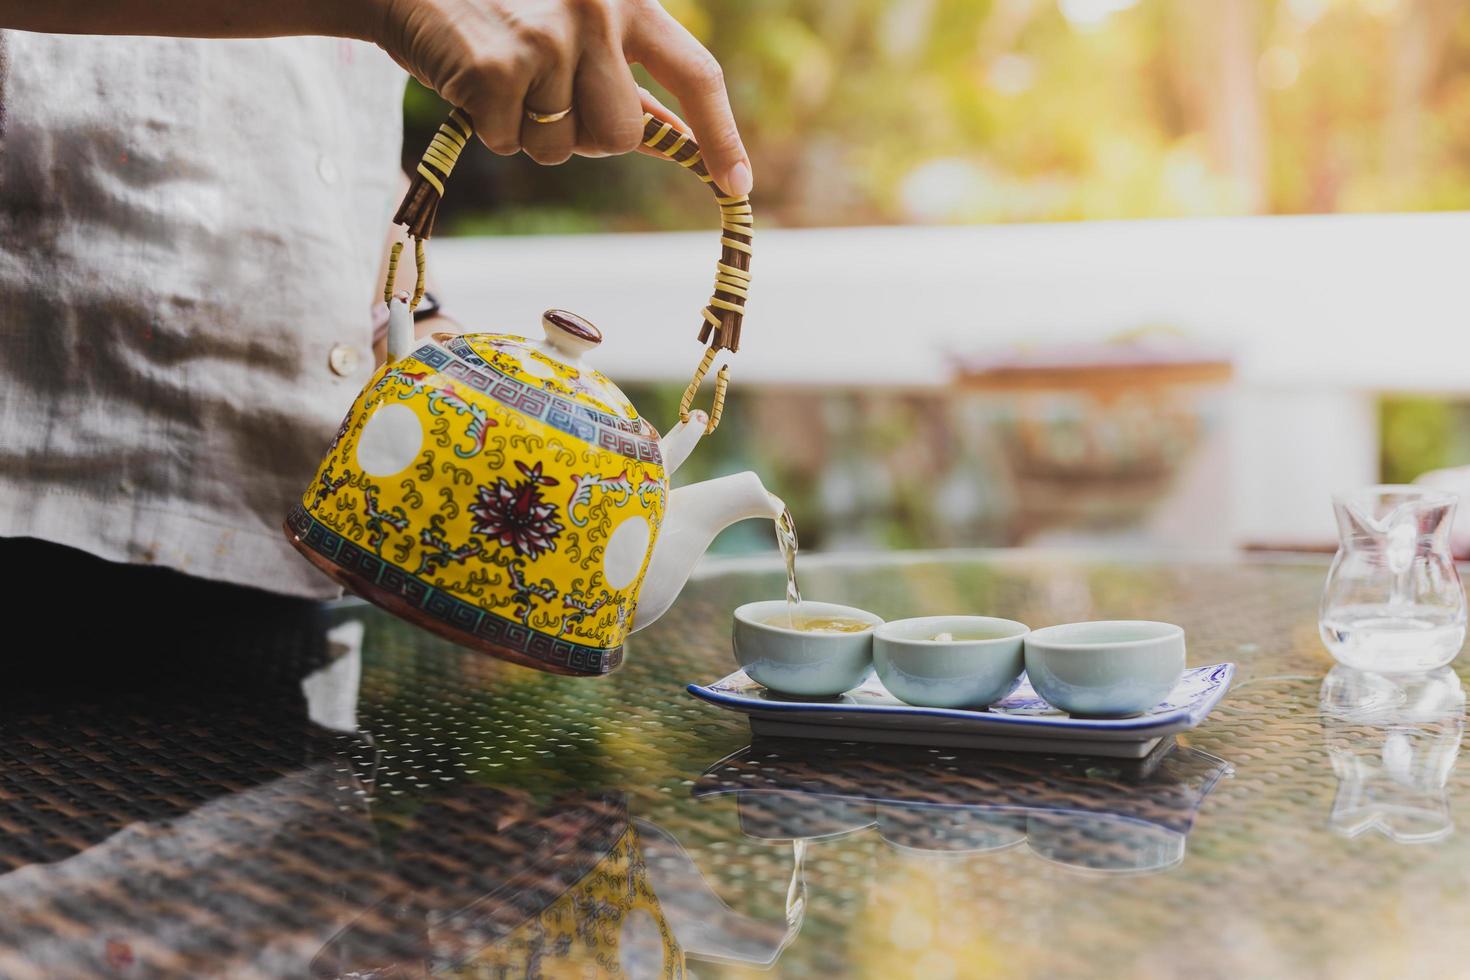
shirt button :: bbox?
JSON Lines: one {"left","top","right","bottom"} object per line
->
{"left": 317, "top": 154, "right": 339, "bottom": 185}
{"left": 329, "top": 344, "right": 361, "bottom": 377}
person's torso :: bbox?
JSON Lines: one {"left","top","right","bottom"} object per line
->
{"left": 0, "top": 31, "right": 406, "bottom": 597}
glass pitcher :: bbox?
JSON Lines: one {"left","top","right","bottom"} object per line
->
{"left": 1319, "top": 486, "right": 1467, "bottom": 672}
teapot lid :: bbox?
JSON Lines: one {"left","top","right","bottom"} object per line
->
{"left": 453, "top": 310, "right": 643, "bottom": 425}
{"left": 540, "top": 309, "right": 602, "bottom": 357}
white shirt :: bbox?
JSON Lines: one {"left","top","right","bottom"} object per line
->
{"left": 0, "top": 31, "right": 406, "bottom": 597}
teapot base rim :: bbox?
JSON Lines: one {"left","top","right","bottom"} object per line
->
{"left": 283, "top": 512, "right": 623, "bottom": 677}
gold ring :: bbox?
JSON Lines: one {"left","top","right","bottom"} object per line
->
{"left": 525, "top": 105, "right": 573, "bottom": 124}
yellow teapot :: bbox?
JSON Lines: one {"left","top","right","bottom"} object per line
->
{"left": 286, "top": 111, "right": 780, "bottom": 676}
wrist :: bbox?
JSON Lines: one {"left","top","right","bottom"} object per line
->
{"left": 311, "top": 0, "right": 392, "bottom": 43}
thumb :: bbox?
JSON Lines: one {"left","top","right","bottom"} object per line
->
{"left": 626, "top": 7, "right": 753, "bottom": 196}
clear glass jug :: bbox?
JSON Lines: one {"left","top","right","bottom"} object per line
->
{"left": 1319, "top": 486, "right": 1467, "bottom": 672}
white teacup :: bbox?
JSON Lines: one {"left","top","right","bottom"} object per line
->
{"left": 733, "top": 600, "right": 883, "bottom": 697}
{"left": 1024, "top": 620, "right": 1185, "bottom": 717}
{"left": 873, "top": 615, "right": 1030, "bottom": 709}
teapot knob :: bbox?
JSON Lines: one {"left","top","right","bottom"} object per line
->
{"left": 541, "top": 309, "right": 602, "bottom": 359}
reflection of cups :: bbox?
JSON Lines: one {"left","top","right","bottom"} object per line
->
{"left": 1320, "top": 665, "right": 1464, "bottom": 844}
{"left": 736, "top": 792, "right": 876, "bottom": 843}
{"left": 1025, "top": 812, "right": 1185, "bottom": 875}
{"left": 698, "top": 740, "right": 1232, "bottom": 884}
{"left": 875, "top": 803, "right": 1026, "bottom": 855}
{"left": 733, "top": 600, "right": 883, "bottom": 696}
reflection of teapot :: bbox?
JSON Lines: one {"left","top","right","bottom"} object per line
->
{"left": 286, "top": 111, "right": 780, "bottom": 675}
{"left": 1321, "top": 665, "right": 1464, "bottom": 844}
{"left": 311, "top": 789, "right": 802, "bottom": 977}
{"left": 312, "top": 790, "right": 682, "bottom": 977}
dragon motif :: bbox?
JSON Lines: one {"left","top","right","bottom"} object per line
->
{"left": 362, "top": 486, "right": 410, "bottom": 553}
{"left": 313, "top": 464, "right": 350, "bottom": 507}
{"left": 636, "top": 472, "right": 665, "bottom": 508}
{"left": 415, "top": 518, "right": 484, "bottom": 576}
{"left": 502, "top": 556, "right": 559, "bottom": 624}
{"left": 427, "top": 387, "right": 497, "bottom": 458}
{"left": 567, "top": 470, "right": 634, "bottom": 527}
{"left": 378, "top": 368, "right": 497, "bottom": 458}
{"left": 328, "top": 413, "right": 353, "bottom": 453}
{"left": 560, "top": 588, "right": 615, "bottom": 636}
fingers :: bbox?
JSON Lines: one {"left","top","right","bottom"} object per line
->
{"left": 637, "top": 86, "right": 688, "bottom": 131}
{"left": 625, "top": 5, "right": 752, "bottom": 195}
{"left": 634, "top": 86, "right": 690, "bottom": 161}
{"left": 520, "top": 78, "right": 577, "bottom": 164}
{"left": 460, "top": 62, "right": 531, "bottom": 156}
{"left": 517, "top": 17, "right": 578, "bottom": 164}
{"left": 436, "top": 36, "right": 532, "bottom": 156}
{"left": 570, "top": 38, "right": 644, "bottom": 157}
{"left": 516, "top": 4, "right": 642, "bottom": 163}
{"left": 393, "top": 0, "right": 717, "bottom": 169}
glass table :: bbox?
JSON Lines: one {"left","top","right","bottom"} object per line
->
{"left": 1, "top": 552, "right": 1466, "bottom": 977}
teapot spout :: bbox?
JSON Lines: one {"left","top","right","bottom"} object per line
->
{"left": 631, "top": 471, "right": 784, "bottom": 632}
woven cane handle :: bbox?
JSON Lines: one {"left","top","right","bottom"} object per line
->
{"left": 384, "top": 108, "right": 749, "bottom": 431}
{"left": 636, "top": 113, "right": 751, "bottom": 355}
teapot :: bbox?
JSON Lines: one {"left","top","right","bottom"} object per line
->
{"left": 286, "top": 110, "right": 781, "bottom": 676}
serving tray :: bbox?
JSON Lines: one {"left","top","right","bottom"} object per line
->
{"left": 687, "top": 663, "right": 1235, "bottom": 759}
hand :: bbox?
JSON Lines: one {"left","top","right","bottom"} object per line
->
{"left": 367, "top": 0, "right": 753, "bottom": 195}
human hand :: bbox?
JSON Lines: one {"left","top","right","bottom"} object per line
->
{"left": 366, "top": 0, "right": 752, "bottom": 195}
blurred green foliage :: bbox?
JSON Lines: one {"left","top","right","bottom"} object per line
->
{"left": 405, "top": 0, "right": 1470, "bottom": 234}
{"left": 1380, "top": 396, "right": 1470, "bottom": 483}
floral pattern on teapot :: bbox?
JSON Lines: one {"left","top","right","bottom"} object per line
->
{"left": 290, "top": 332, "right": 667, "bottom": 675}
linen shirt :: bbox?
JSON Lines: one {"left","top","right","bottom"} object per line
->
{"left": 0, "top": 31, "right": 406, "bottom": 598}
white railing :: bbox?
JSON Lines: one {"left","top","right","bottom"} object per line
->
{"left": 432, "top": 211, "right": 1470, "bottom": 548}
{"left": 433, "top": 211, "right": 1469, "bottom": 389}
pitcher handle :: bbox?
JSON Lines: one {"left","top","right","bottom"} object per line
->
{"left": 383, "top": 108, "right": 751, "bottom": 435}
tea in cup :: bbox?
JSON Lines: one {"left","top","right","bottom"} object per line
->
{"left": 874, "top": 616, "right": 1029, "bottom": 709}
{"left": 733, "top": 600, "right": 883, "bottom": 696}
{"left": 767, "top": 614, "right": 875, "bottom": 634}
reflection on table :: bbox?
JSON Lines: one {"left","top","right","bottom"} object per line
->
{"left": 1321, "top": 665, "right": 1466, "bottom": 845}
{"left": 310, "top": 737, "right": 1237, "bottom": 975}
{"left": 8, "top": 553, "right": 1470, "bottom": 977}
{"left": 312, "top": 788, "right": 804, "bottom": 976}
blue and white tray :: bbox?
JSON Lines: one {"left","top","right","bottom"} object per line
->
{"left": 687, "top": 663, "right": 1235, "bottom": 759}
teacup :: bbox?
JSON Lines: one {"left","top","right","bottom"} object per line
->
{"left": 873, "top": 616, "right": 1029, "bottom": 709}
{"left": 1024, "top": 620, "right": 1186, "bottom": 717}
{"left": 733, "top": 600, "right": 883, "bottom": 697}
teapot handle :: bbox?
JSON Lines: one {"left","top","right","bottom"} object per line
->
{"left": 382, "top": 109, "right": 751, "bottom": 435}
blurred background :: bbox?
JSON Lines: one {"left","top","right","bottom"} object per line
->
{"left": 410, "top": 0, "right": 1470, "bottom": 556}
